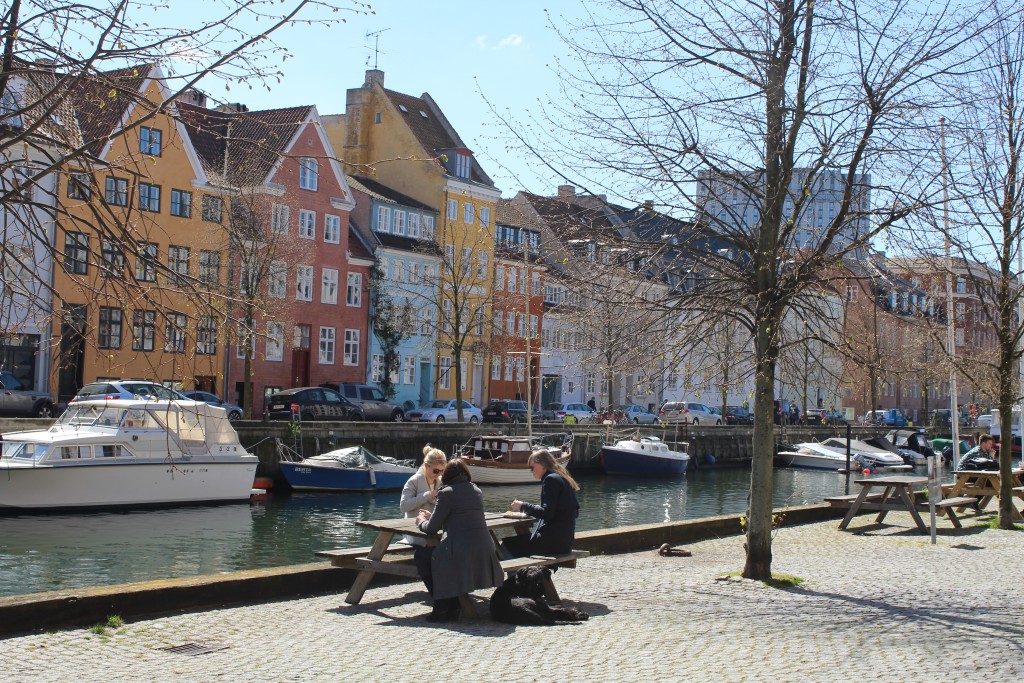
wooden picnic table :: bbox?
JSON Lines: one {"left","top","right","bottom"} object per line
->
{"left": 946, "top": 469, "right": 1024, "bottom": 521}
{"left": 838, "top": 475, "right": 929, "bottom": 533}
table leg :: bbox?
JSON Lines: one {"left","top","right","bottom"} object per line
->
{"left": 875, "top": 485, "right": 896, "bottom": 524}
{"left": 345, "top": 531, "right": 395, "bottom": 605}
{"left": 943, "top": 506, "right": 962, "bottom": 529}
{"left": 897, "top": 486, "right": 928, "bottom": 532}
{"left": 839, "top": 485, "right": 873, "bottom": 530}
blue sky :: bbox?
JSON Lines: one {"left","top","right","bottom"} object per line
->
{"left": 182, "top": 0, "right": 580, "bottom": 197}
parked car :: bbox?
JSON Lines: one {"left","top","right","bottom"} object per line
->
{"left": 929, "top": 409, "right": 968, "bottom": 428}
{"left": 264, "top": 387, "right": 364, "bottom": 422}
{"left": 540, "top": 401, "right": 596, "bottom": 424}
{"left": 660, "top": 401, "right": 722, "bottom": 425}
{"left": 72, "top": 380, "right": 185, "bottom": 403}
{"left": 724, "top": 405, "right": 753, "bottom": 425}
{"left": 864, "top": 408, "right": 908, "bottom": 427}
{"left": 320, "top": 383, "right": 405, "bottom": 421}
{"left": 805, "top": 408, "right": 847, "bottom": 425}
{"left": 482, "top": 400, "right": 529, "bottom": 424}
{"left": 615, "top": 404, "right": 660, "bottom": 424}
{"left": 774, "top": 399, "right": 801, "bottom": 425}
{"left": 976, "top": 413, "right": 994, "bottom": 429}
{"left": 0, "top": 370, "right": 56, "bottom": 417}
{"left": 181, "top": 390, "right": 243, "bottom": 421}
{"left": 405, "top": 399, "right": 481, "bottom": 423}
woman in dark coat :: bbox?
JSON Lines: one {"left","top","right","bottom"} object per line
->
{"left": 502, "top": 450, "right": 580, "bottom": 558}
{"left": 415, "top": 458, "right": 504, "bottom": 622}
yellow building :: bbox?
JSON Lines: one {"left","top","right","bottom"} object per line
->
{"left": 53, "top": 65, "right": 227, "bottom": 402}
{"left": 324, "top": 70, "right": 500, "bottom": 406}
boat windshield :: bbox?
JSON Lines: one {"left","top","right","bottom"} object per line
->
{"left": 53, "top": 405, "right": 127, "bottom": 429}
{"left": 1, "top": 441, "right": 49, "bottom": 462}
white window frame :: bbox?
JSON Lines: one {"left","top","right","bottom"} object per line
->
{"left": 377, "top": 205, "right": 391, "bottom": 233}
{"left": 299, "top": 209, "right": 316, "bottom": 239}
{"left": 408, "top": 213, "right": 421, "bottom": 238}
{"left": 321, "top": 268, "right": 339, "bottom": 304}
{"left": 422, "top": 215, "right": 435, "bottom": 239}
{"left": 319, "top": 326, "right": 336, "bottom": 364}
{"left": 496, "top": 265, "right": 505, "bottom": 291}
{"left": 494, "top": 310, "right": 503, "bottom": 332}
{"left": 347, "top": 272, "right": 363, "bottom": 307}
{"left": 299, "top": 157, "right": 318, "bottom": 191}
{"left": 324, "top": 214, "right": 341, "bottom": 243}
{"left": 477, "top": 251, "right": 488, "bottom": 279}
{"left": 269, "top": 260, "right": 287, "bottom": 298}
{"left": 343, "top": 329, "right": 360, "bottom": 366}
{"left": 440, "top": 356, "right": 452, "bottom": 390}
{"left": 463, "top": 202, "right": 474, "bottom": 224}
{"left": 480, "top": 206, "right": 490, "bottom": 227}
{"left": 446, "top": 199, "right": 458, "bottom": 220}
{"left": 393, "top": 209, "right": 406, "bottom": 236}
{"left": 492, "top": 357, "right": 501, "bottom": 380}
{"left": 460, "top": 358, "right": 468, "bottom": 390}
{"left": 403, "top": 355, "right": 416, "bottom": 385}
{"left": 271, "top": 204, "right": 290, "bottom": 235}
{"left": 266, "top": 322, "right": 284, "bottom": 362}
{"left": 371, "top": 353, "right": 385, "bottom": 383}
{"left": 296, "top": 264, "right": 313, "bottom": 301}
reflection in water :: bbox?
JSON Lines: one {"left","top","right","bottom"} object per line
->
{"left": 0, "top": 468, "right": 871, "bottom": 596}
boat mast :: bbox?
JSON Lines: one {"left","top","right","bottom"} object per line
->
{"left": 942, "top": 117, "right": 960, "bottom": 463}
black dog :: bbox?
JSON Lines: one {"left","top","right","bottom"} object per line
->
{"left": 489, "top": 566, "right": 589, "bottom": 626}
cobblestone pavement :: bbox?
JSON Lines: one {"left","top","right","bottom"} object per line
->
{"left": 2, "top": 514, "right": 1022, "bottom": 682}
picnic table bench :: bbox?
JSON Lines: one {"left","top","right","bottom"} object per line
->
{"left": 831, "top": 475, "right": 979, "bottom": 532}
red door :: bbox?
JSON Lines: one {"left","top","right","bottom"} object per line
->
{"left": 291, "top": 324, "right": 311, "bottom": 387}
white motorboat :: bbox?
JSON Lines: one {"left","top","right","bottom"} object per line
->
{"left": 777, "top": 438, "right": 908, "bottom": 472}
{"left": 459, "top": 433, "right": 572, "bottom": 484}
{"left": 0, "top": 398, "right": 258, "bottom": 510}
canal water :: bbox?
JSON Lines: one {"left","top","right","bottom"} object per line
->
{"left": 0, "top": 467, "right": 896, "bottom": 597}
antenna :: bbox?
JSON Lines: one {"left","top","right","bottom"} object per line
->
{"left": 365, "top": 28, "right": 390, "bottom": 70}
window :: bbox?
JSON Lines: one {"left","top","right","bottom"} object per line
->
{"left": 136, "top": 243, "right": 158, "bottom": 282}
{"left": 347, "top": 273, "right": 362, "bottom": 307}
{"left": 494, "top": 310, "right": 503, "bottom": 332}
{"left": 322, "top": 268, "right": 339, "bottom": 304}
{"left": 299, "top": 157, "right": 318, "bottom": 190}
{"left": 440, "top": 356, "right": 452, "bottom": 390}
{"left": 202, "top": 195, "right": 223, "bottom": 222}
{"left": 419, "top": 307, "right": 433, "bottom": 336}
{"left": 455, "top": 153, "right": 471, "bottom": 178}
{"left": 67, "top": 173, "right": 91, "bottom": 199}
{"left": 505, "top": 357, "right": 514, "bottom": 381}
{"left": 64, "top": 232, "right": 89, "bottom": 275}
{"left": 100, "top": 239, "right": 123, "bottom": 278}
{"left": 477, "top": 251, "right": 488, "bottom": 278}
{"left": 170, "top": 190, "right": 192, "bottom": 218}
{"left": 422, "top": 215, "right": 435, "bottom": 239}
{"left": 480, "top": 206, "right": 490, "bottom": 227}
{"left": 105, "top": 177, "right": 128, "bottom": 206}
{"left": 492, "top": 357, "right": 501, "bottom": 380}
{"left": 461, "top": 247, "right": 472, "bottom": 277}
{"left": 408, "top": 213, "right": 421, "bottom": 238}
{"left": 496, "top": 266, "right": 505, "bottom": 291}
{"left": 269, "top": 260, "right": 287, "bottom": 298}
{"left": 165, "top": 312, "right": 186, "bottom": 353}
{"left": 138, "top": 182, "right": 161, "bottom": 212}
{"left": 343, "top": 329, "right": 359, "bottom": 365}
{"left": 271, "top": 204, "right": 290, "bottom": 235}
{"left": 139, "top": 126, "right": 162, "bottom": 156}
{"left": 403, "top": 355, "right": 416, "bottom": 384}
{"left": 266, "top": 322, "right": 284, "bottom": 362}
{"left": 167, "top": 246, "right": 189, "bottom": 284}
{"left": 463, "top": 202, "right": 474, "bottom": 224}
{"left": 506, "top": 313, "right": 515, "bottom": 335}
{"left": 374, "top": 111, "right": 382, "bottom": 124}
{"left": 371, "top": 354, "right": 385, "bottom": 383}
{"left": 474, "top": 308, "right": 484, "bottom": 335}
{"left": 508, "top": 267, "right": 517, "bottom": 293}
{"left": 324, "top": 214, "right": 341, "bottom": 243}
{"left": 530, "top": 314, "right": 538, "bottom": 336}
{"left": 393, "top": 210, "right": 406, "bottom": 236}
{"left": 319, "top": 327, "right": 336, "bottom": 364}
{"left": 372, "top": 205, "right": 391, "bottom": 234}
{"left": 955, "top": 277, "right": 966, "bottom": 294}
{"left": 199, "top": 250, "right": 220, "bottom": 286}
{"left": 446, "top": 199, "right": 458, "bottom": 221}
{"left": 98, "top": 307, "right": 122, "bottom": 349}
{"left": 196, "top": 316, "right": 217, "bottom": 355}
{"left": 298, "top": 209, "right": 315, "bottom": 239}
{"left": 132, "top": 310, "right": 155, "bottom": 351}
{"left": 296, "top": 265, "right": 313, "bottom": 301}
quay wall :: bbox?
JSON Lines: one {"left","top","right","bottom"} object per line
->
{"left": 0, "top": 503, "right": 845, "bottom": 636}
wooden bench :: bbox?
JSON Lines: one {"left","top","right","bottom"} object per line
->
{"left": 824, "top": 493, "right": 884, "bottom": 508}
{"left": 315, "top": 543, "right": 415, "bottom": 569}
{"left": 917, "top": 496, "right": 977, "bottom": 529}
{"left": 499, "top": 550, "right": 591, "bottom": 604}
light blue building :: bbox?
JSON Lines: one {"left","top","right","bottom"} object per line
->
{"left": 348, "top": 176, "right": 441, "bottom": 409}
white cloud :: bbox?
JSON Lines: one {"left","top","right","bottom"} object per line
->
{"left": 495, "top": 34, "right": 524, "bottom": 50}
{"left": 474, "top": 35, "right": 488, "bottom": 50}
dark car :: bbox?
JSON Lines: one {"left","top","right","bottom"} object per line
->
{"left": 265, "top": 387, "right": 364, "bottom": 422}
{"left": 320, "top": 383, "right": 405, "bottom": 421}
{"left": 725, "top": 405, "right": 753, "bottom": 425}
{"left": 774, "top": 399, "right": 800, "bottom": 425}
{"left": 181, "top": 390, "right": 243, "bottom": 421}
{"left": 482, "top": 400, "right": 529, "bottom": 424}
{"left": 0, "top": 370, "right": 56, "bottom": 417}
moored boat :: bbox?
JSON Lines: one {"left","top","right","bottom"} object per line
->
{"left": 0, "top": 398, "right": 258, "bottom": 510}
{"left": 459, "top": 433, "right": 572, "bottom": 484}
{"left": 777, "top": 438, "right": 909, "bottom": 471}
{"left": 278, "top": 445, "right": 415, "bottom": 491}
{"left": 601, "top": 435, "right": 690, "bottom": 476}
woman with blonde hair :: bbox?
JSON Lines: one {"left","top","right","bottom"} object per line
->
{"left": 502, "top": 449, "right": 580, "bottom": 558}
{"left": 401, "top": 446, "right": 447, "bottom": 592}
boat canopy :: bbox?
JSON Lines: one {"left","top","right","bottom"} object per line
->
{"left": 51, "top": 400, "right": 240, "bottom": 451}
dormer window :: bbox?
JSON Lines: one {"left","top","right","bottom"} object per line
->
{"left": 419, "top": 110, "right": 428, "bottom": 118}
{"left": 455, "top": 153, "right": 471, "bottom": 179}
{"left": 398, "top": 104, "right": 408, "bottom": 113}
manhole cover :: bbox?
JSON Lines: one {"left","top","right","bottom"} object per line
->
{"left": 158, "top": 642, "right": 228, "bottom": 656}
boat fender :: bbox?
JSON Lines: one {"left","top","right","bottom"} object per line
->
{"left": 252, "top": 476, "right": 274, "bottom": 490}
{"left": 704, "top": 454, "right": 716, "bottom": 466}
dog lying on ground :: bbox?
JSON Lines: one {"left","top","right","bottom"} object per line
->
{"left": 489, "top": 566, "right": 589, "bottom": 626}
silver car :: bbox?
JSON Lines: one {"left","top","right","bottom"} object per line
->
{"left": 660, "top": 401, "right": 722, "bottom": 425}
{"left": 181, "top": 390, "right": 244, "bottom": 421}
{"left": 72, "top": 380, "right": 186, "bottom": 403}
{"left": 540, "top": 402, "right": 596, "bottom": 424}
{"left": 616, "top": 403, "right": 660, "bottom": 424}
{"left": 405, "top": 399, "right": 481, "bottom": 423}
{"left": 0, "top": 370, "right": 56, "bottom": 417}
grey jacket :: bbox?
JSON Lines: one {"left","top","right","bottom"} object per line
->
{"left": 400, "top": 470, "right": 436, "bottom": 546}
{"left": 417, "top": 476, "right": 504, "bottom": 600}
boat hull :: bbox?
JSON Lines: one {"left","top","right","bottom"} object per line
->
{"left": 464, "top": 456, "right": 570, "bottom": 485}
{"left": 776, "top": 451, "right": 844, "bottom": 470}
{"left": 0, "top": 459, "right": 258, "bottom": 510}
{"left": 601, "top": 446, "right": 689, "bottom": 476}
{"left": 279, "top": 462, "right": 410, "bottom": 491}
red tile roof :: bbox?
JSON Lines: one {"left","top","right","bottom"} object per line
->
{"left": 68, "top": 64, "right": 154, "bottom": 157}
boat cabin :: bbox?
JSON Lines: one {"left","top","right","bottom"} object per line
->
{"left": 463, "top": 436, "right": 534, "bottom": 464}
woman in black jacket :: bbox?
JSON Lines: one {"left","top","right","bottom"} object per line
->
{"left": 502, "top": 450, "right": 580, "bottom": 558}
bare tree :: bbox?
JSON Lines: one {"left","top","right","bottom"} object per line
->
{"left": 508, "top": 0, "right": 981, "bottom": 577}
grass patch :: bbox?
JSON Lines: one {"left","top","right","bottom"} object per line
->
{"left": 720, "top": 571, "right": 805, "bottom": 588}
{"left": 87, "top": 615, "right": 124, "bottom": 637}
{"left": 977, "top": 516, "right": 1023, "bottom": 531}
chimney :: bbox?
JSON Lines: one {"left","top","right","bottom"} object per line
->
{"left": 643, "top": 200, "right": 654, "bottom": 210}
{"left": 364, "top": 69, "right": 384, "bottom": 87}
{"left": 215, "top": 102, "right": 248, "bottom": 113}
{"left": 557, "top": 185, "right": 576, "bottom": 198}
{"left": 177, "top": 89, "right": 208, "bottom": 108}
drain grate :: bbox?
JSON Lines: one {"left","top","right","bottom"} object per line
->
{"left": 158, "top": 642, "right": 229, "bottom": 656}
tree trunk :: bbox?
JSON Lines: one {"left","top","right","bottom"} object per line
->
{"left": 744, "top": 314, "right": 777, "bottom": 579}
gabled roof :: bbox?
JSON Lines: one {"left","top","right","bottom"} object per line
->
{"left": 519, "top": 192, "right": 622, "bottom": 242}
{"left": 348, "top": 224, "right": 375, "bottom": 261}
{"left": 68, "top": 64, "right": 153, "bottom": 156}
{"left": 348, "top": 174, "right": 436, "bottom": 213}
{"left": 177, "top": 103, "right": 314, "bottom": 185}
{"left": 2, "top": 61, "right": 84, "bottom": 151}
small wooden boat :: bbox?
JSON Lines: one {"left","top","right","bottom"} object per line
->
{"left": 459, "top": 433, "right": 572, "bottom": 485}
{"left": 600, "top": 435, "right": 689, "bottom": 476}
